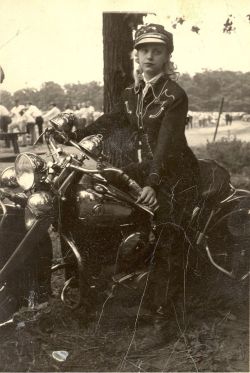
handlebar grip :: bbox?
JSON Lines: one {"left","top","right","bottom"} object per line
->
{"left": 120, "top": 173, "right": 142, "bottom": 195}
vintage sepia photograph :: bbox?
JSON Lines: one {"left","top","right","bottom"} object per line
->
{"left": 0, "top": 0, "right": 249, "bottom": 371}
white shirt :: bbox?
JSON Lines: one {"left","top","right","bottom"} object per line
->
{"left": 0, "top": 104, "right": 9, "bottom": 116}
{"left": 23, "top": 111, "right": 35, "bottom": 124}
{"left": 10, "top": 104, "right": 25, "bottom": 116}
{"left": 26, "top": 105, "right": 42, "bottom": 119}
{"left": 77, "top": 107, "right": 88, "bottom": 119}
{"left": 93, "top": 111, "right": 103, "bottom": 121}
{"left": 142, "top": 72, "right": 164, "bottom": 97}
{"left": 10, "top": 105, "right": 25, "bottom": 123}
{"left": 43, "top": 106, "right": 61, "bottom": 121}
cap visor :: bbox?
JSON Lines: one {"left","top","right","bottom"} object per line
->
{"left": 135, "top": 38, "right": 166, "bottom": 48}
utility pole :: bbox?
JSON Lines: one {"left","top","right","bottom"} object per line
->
{"left": 213, "top": 97, "right": 224, "bottom": 142}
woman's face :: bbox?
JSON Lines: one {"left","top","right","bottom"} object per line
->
{"left": 137, "top": 43, "right": 168, "bottom": 80}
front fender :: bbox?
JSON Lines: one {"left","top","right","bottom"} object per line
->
{"left": 0, "top": 203, "right": 26, "bottom": 266}
{"left": 0, "top": 202, "right": 26, "bottom": 233}
{"left": 0, "top": 217, "right": 53, "bottom": 284}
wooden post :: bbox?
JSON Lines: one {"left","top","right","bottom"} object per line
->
{"left": 102, "top": 12, "right": 145, "bottom": 113}
{"left": 213, "top": 97, "right": 224, "bottom": 142}
{"left": 102, "top": 12, "right": 145, "bottom": 167}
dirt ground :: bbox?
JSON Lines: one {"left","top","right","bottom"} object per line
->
{"left": 0, "top": 124, "right": 249, "bottom": 372}
{"left": 0, "top": 232, "right": 249, "bottom": 372}
{"left": 186, "top": 120, "right": 250, "bottom": 147}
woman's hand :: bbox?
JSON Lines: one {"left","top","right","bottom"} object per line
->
{"left": 136, "top": 186, "right": 158, "bottom": 208}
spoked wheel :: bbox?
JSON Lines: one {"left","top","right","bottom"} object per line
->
{"left": 205, "top": 237, "right": 249, "bottom": 281}
{"left": 61, "top": 276, "right": 81, "bottom": 309}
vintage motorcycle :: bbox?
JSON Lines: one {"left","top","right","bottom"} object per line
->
{"left": 0, "top": 114, "right": 249, "bottom": 321}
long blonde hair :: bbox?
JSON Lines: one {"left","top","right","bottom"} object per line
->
{"left": 131, "top": 48, "right": 179, "bottom": 87}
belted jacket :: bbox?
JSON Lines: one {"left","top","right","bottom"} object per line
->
{"left": 76, "top": 74, "right": 199, "bottom": 190}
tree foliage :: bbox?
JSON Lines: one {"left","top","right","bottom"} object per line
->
{"left": 0, "top": 70, "right": 249, "bottom": 113}
{"left": 169, "top": 13, "right": 250, "bottom": 34}
{"left": 0, "top": 81, "right": 103, "bottom": 111}
{"left": 64, "top": 81, "right": 103, "bottom": 110}
{"left": 178, "top": 70, "right": 250, "bottom": 112}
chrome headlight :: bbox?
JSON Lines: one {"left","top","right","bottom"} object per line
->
{"left": 79, "top": 134, "right": 103, "bottom": 157}
{"left": 0, "top": 166, "right": 18, "bottom": 188}
{"left": 25, "top": 191, "right": 54, "bottom": 229}
{"left": 15, "top": 153, "right": 47, "bottom": 191}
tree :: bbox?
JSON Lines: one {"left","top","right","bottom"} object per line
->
{"left": 0, "top": 89, "right": 13, "bottom": 109}
{"left": 64, "top": 81, "right": 103, "bottom": 111}
{"left": 103, "top": 12, "right": 145, "bottom": 113}
{"left": 178, "top": 70, "right": 250, "bottom": 113}
{"left": 38, "top": 81, "right": 65, "bottom": 110}
{"left": 13, "top": 88, "right": 39, "bottom": 106}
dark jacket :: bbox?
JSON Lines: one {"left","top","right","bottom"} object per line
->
{"left": 76, "top": 74, "right": 200, "bottom": 191}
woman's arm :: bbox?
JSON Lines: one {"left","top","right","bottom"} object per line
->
{"left": 146, "top": 90, "right": 188, "bottom": 188}
{"left": 74, "top": 99, "right": 128, "bottom": 141}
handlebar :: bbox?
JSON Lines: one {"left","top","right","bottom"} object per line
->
{"left": 35, "top": 128, "right": 155, "bottom": 215}
{"left": 0, "top": 188, "right": 28, "bottom": 207}
{"left": 67, "top": 164, "right": 142, "bottom": 196}
{"left": 43, "top": 124, "right": 144, "bottom": 200}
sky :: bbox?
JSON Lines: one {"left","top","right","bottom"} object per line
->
{"left": 0, "top": 0, "right": 250, "bottom": 92}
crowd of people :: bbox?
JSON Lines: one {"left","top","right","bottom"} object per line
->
{"left": 185, "top": 111, "right": 238, "bottom": 129}
{"left": 0, "top": 100, "right": 102, "bottom": 147}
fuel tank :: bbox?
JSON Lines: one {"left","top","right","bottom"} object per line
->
{"left": 75, "top": 183, "right": 135, "bottom": 226}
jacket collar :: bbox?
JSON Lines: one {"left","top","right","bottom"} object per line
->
{"left": 143, "top": 72, "right": 164, "bottom": 85}
{"left": 142, "top": 74, "right": 169, "bottom": 99}
{"left": 133, "top": 73, "right": 169, "bottom": 97}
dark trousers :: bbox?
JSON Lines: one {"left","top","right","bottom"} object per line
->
{"left": 35, "top": 116, "right": 44, "bottom": 143}
{"left": 145, "top": 176, "right": 200, "bottom": 313}
{"left": 0, "top": 115, "right": 11, "bottom": 146}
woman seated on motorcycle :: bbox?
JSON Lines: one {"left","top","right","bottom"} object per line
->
{"left": 56, "top": 23, "right": 201, "bottom": 323}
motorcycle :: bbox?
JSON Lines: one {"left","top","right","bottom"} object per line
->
{"left": 0, "top": 113, "right": 249, "bottom": 321}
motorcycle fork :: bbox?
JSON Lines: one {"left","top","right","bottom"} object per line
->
{"left": 59, "top": 233, "right": 92, "bottom": 310}
{"left": 196, "top": 208, "right": 216, "bottom": 245}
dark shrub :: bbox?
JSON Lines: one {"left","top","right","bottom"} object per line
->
{"left": 206, "top": 137, "right": 250, "bottom": 174}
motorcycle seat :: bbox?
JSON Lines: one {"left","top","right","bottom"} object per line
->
{"left": 198, "top": 159, "right": 231, "bottom": 201}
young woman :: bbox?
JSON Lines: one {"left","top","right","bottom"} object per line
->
{"left": 57, "top": 23, "right": 201, "bottom": 322}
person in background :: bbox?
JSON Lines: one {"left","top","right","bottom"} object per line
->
{"left": 0, "top": 65, "right": 5, "bottom": 84}
{"left": 22, "top": 107, "right": 37, "bottom": 145}
{"left": 93, "top": 110, "right": 103, "bottom": 121}
{"left": 64, "top": 103, "right": 74, "bottom": 114}
{"left": 0, "top": 104, "right": 11, "bottom": 132}
{"left": 77, "top": 102, "right": 88, "bottom": 126}
{"left": 0, "top": 103, "right": 11, "bottom": 147}
{"left": 72, "top": 104, "right": 80, "bottom": 115}
{"left": 25, "top": 103, "right": 44, "bottom": 144}
{"left": 0, "top": 66, "right": 11, "bottom": 146}
{"left": 43, "top": 103, "right": 61, "bottom": 127}
{"left": 10, "top": 99, "right": 25, "bottom": 123}
{"left": 8, "top": 108, "right": 28, "bottom": 146}
{"left": 186, "top": 113, "right": 193, "bottom": 129}
{"left": 76, "top": 102, "right": 89, "bottom": 130}
{"left": 85, "top": 100, "right": 95, "bottom": 126}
